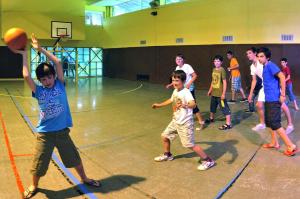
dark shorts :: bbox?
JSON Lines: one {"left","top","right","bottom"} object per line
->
{"left": 190, "top": 90, "right": 200, "bottom": 114}
{"left": 30, "top": 128, "right": 81, "bottom": 177}
{"left": 210, "top": 96, "right": 231, "bottom": 116}
{"left": 265, "top": 102, "right": 282, "bottom": 130}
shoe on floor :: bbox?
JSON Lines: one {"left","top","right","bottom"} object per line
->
{"left": 154, "top": 154, "right": 174, "bottom": 162}
{"left": 252, "top": 123, "right": 266, "bottom": 131}
{"left": 227, "top": 100, "right": 236, "bottom": 104}
{"left": 286, "top": 125, "right": 294, "bottom": 135}
{"left": 240, "top": 98, "right": 248, "bottom": 102}
{"left": 197, "top": 160, "right": 215, "bottom": 171}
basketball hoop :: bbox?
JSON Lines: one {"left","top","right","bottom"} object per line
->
{"left": 58, "top": 34, "right": 69, "bottom": 42}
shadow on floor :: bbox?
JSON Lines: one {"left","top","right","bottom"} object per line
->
{"left": 174, "top": 139, "right": 239, "bottom": 164}
{"left": 38, "top": 174, "right": 146, "bottom": 198}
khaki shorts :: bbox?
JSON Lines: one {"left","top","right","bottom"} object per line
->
{"left": 162, "top": 119, "right": 195, "bottom": 148}
{"left": 30, "top": 128, "right": 81, "bottom": 177}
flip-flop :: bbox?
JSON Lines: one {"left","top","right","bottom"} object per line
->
{"left": 83, "top": 179, "right": 101, "bottom": 187}
{"left": 283, "top": 146, "right": 298, "bottom": 157}
{"left": 23, "top": 187, "right": 38, "bottom": 199}
{"left": 262, "top": 143, "right": 280, "bottom": 149}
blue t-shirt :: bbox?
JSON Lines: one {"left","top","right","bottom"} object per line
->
{"left": 33, "top": 80, "right": 73, "bottom": 132}
{"left": 263, "top": 61, "right": 280, "bottom": 102}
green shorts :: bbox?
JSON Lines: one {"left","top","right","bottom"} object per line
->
{"left": 30, "top": 128, "right": 81, "bottom": 177}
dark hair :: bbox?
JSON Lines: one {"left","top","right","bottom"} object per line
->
{"left": 257, "top": 47, "right": 271, "bottom": 59}
{"left": 280, "top": 57, "right": 288, "bottom": 62}
{"left": 227, "top": 50, "right": 233, "bottom": 55}
{"left": 247, "top": 47, "right": 257, "bottom": 54}
{"left": 172, "top": 70, "right": 186, "bottom": 82}
{"left": 176, "top": 53, "right": 185, "bottom": 60}
{"left": 213, "top": 55, "right": 223, "bottom": 62}
{"left": 35, "top": 62, "right": 56, "bottom": 80}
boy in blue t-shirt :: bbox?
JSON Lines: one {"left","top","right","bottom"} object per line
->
{"left": 15, "top": 34, "right": 100, "bottom": 198}
{"left": 257, "top": 47, "right": 297, "bottom": 156}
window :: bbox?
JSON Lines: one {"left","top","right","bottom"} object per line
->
{"left": 113, "top": 0, "right": 152, "bottom": 16}
{"left": 85, "top": 11, "right": 103, "bottom": 26}
{"left": 165, "top": 0, "right": 185, "bottom": 4}
{"left": 30, "top": 47, "right": 103, "bottom": 78}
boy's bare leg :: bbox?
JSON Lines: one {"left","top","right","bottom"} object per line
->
{"left": 195, "top": 112, "right": 204, "bottom": 124}
{"left": 256, "top": 102, "right": 265, "bottom": 124}
{"left": 268, "top": 130, "right": 279, "bottom": 146}
{"left": 231, "top": 90, "right": 235, "bottom": 100}
{"left": 276, "top": 128, "right": 295, "bottom": 149}
{"left": 162, "top": 137, "right": 171, "bottom": 153}
{"left": 226, "top": 115, "right": 231, "bottom": 125}
{"left": 293, "top": 100, "right": 299, "bottom": 110}
{"left": 190, "top": 145, "right": 208, "bottom": 159}
{"left": 239, "top": 88, "right": 246, "bottom": 99}
{"left": 281, "top": 103, "right": 293, "bottom": 126}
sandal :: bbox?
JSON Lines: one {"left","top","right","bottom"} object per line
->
{"left": 218, "top": 124, "right": 231, "bottom": 130}
{"left": 262, "top": 143, "right": 280, "bottom": 150}
{"left": 82, "top": 179, "right": 101, "bottom": 187}
{"left": 23, "top": 187, "right": 38, "bottom": 199}
{"left": 283, "top": 146, "right": 297, "bottom": 157}
{"left": 205, "top": 118, "right": 214, "bottom": 124}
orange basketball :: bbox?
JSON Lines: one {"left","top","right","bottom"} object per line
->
{"left": 4, "top": 28, "right": 28, "bottom": 51}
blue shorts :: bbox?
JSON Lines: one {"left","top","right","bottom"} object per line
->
{"left": 231, "top": 77, "right": 241, "bottom": 92}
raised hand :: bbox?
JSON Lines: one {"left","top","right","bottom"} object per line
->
{"left": 31, "top": 33, "right": 41, "bottom": 51}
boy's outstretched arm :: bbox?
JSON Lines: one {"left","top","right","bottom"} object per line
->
{"left": 152, "top": 99, "right": 172, "bottom": 109}
{"left": 31, "top": 34, "right": 64, "bottom": 83}
{"left": 14, "top": 49, "right": 36, "bottom": 93}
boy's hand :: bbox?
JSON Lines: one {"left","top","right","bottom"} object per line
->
{"left": 207, "top": 91, "right": 211, "bottom": 96}
{"left": 280, "top": 95, "right": 286, "bottom": 104}
{"left": 152, "top": 103, "right": 160, "bottom": 109}
{"left": 185, "top": 83, "right": 191, "bottom": 89}
{"left": 31, "top": 33, "right": 41, "bottom": 51}
{"left": 165, "top": 84, "right": 173, "bottom": 89}
{"left": 221, "top": 94, "right": 225, "bottom": 100}
{"left": 227, "top": 67, "right": 231, "bottom": 72}
{"left": 248, "top": 94, "right": 253, "bottom": 103}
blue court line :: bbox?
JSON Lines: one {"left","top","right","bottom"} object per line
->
{"left": 214, "top": 145, "right": 261, "bottom": 199}
{"left": 7, "top": 89, "right": 98, "bottom": 199}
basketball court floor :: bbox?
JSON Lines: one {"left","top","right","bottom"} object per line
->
{"left": 0, "top": 77, "right": 299, "bottom": 199}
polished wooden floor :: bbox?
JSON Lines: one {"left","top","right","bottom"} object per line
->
{"left": 0, "top": 78, "right": 299, "bottom": 199}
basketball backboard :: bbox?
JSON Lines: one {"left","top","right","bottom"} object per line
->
{"left": 51, "top": 21, "right": 72, "bottom": 38}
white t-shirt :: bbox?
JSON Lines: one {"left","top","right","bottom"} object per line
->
{"left": 176, "top": 64, "right": 195, "bottom": 91}
{"left": 250, "top": 60, "right": 263, "bottom": 79}
{"left": 171, "top": 88, "right": 194, "bottom": 124}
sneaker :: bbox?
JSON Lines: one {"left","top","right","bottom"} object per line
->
{"left": 252, "top": 123, "right": 266, "bottom": 131}
{"left": 286, "top": 125, "right": 294, "bottom": 135}
{"left": 154, "top": 154, "right": 174, "bottom": 162}
{"left": 240, "top": 98, "right": 248, "bottom": 102}
{"left": 197, "top": 160, "right": 215, "bottom": 171}
{"left": 227, "top": 100, "right": 236, "bottom": 104}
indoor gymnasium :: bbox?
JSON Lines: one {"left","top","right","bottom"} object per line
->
{"left": 0, "top": 0, "right": 300, "bottom": 198}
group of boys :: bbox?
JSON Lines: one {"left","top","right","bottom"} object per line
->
{"left": 152, "top": 47, "right": 298, "bottom": 171}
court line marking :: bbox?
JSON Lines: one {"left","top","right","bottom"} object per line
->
{"left": 0, "top": 93, "right": 32, "bottom": 99}
{"left": 214, "top": 145, "right": 261, "bottom": 199}
{"left": 13, "top": 154, "right": 34, "bottom": 157}
{"left": 0, "top": 111, "right": 25, "bottom": 198}
{"left": 117, "top": 83, "right": 143, "bottom": 95}
{"left": 6, "top": 88, "right": 98, "bottom": 199}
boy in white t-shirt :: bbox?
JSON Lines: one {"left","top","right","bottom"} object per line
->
{"left": 166, "top": 54, "right": 204, "bottom": 130}
{"left": 246, "top": 48, "right": 294, "bottom": 134}
{"left": 153, "top": 70, "right": 215, "bottom": 171}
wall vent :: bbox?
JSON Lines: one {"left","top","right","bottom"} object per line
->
{"left": 140, "top": 40, "right": 147, "bottom": 45}
{"left": 281, "top": 34, "right": 294, "bottom": 41}
{"left": 222, "top": 35, "right": 233, "bottom": 42}
{"left": 176, "top": 38, "right": 184, "bottom": 43}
